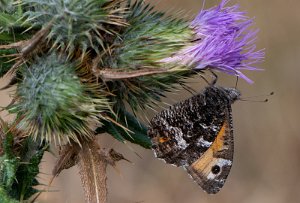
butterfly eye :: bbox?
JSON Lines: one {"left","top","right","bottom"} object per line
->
{"left": 211, "top": 165, "right": 221, "bottom": 174}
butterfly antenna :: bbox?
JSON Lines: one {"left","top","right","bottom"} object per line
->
{"left": 235, "top": 76, "right": 239, "bottom": 89}
{"left": 240, "top": 92, "right": 274, "bottom": 102}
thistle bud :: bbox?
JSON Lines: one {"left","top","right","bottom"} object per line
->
{"left": 11, "top": 53, "right": 109, "bottom": 145}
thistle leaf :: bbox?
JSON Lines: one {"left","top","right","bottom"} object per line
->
{"left": 0, "top": 49, "right": 17, "bottom": 78}
{"left": 98, "top": 109, "right": 151, "bottom": 149}
{"left": 0, "top": 121, "right": 48, "bottom": 201}
{"left": 0, "top": 187, "right": 19, "bottom": 203}
{"left": 100, "top": 120, "right": 126, "bottom": 143}
{"left": 0, "top": 133, "right": 19, "bottom": 190}
{"left": 10, "top": 139, "right": 48, "bottom": 201}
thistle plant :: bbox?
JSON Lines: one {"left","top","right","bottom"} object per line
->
{"left": 0, "top": 0, "right": 263, "bottom": 202}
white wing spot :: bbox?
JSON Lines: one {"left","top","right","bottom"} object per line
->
{"left": 207, "top": 159, "right": 232, "bottom": 180}
{"left": 196, "top": 137, "right": 212, "bottom": 147}
{"left": 173, "top": 127, "right": 188, "bottom": 150}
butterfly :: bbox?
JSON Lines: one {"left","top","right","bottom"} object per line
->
{"left": 147, "top": 85, "right": 240, "bottom": 194}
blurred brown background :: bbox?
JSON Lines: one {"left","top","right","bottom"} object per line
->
{"left": 1, "top": 0, "right": 300, "bottom": 202}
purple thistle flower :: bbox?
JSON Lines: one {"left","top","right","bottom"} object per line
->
{"left": 161, "top": 0, "right": 264, "bottom": 83}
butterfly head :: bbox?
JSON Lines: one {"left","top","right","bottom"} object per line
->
{"left": 223, "top": 87, "right": 241, "bottom": 103}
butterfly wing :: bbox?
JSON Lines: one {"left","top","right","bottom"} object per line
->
{"left": 148, "top": 86, "right": 237, "bottom": 193}
{"left": 185, "top": 106, "right": 234, "bottom": 194}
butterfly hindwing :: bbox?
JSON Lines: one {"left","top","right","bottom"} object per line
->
{"left": 185, "top": 107, "right": 234, "bottom": 194}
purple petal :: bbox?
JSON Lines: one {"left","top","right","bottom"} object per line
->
{"left": 160, "top": 0, "right": 264, "bottom": 83}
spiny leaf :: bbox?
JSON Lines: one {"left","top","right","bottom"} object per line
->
{"left": 10, "top": 139, "right": 48, "bottom": 201}
{"left": 0, "top": 120, "right": 49, "bottom": 201}
{"left": 0, "top": 187, "right": 19, "bottom": 203}
{"left": 0, "top": 133, "right": 19, "bottom": 190}
{"left": 97, "top": 109, "right": 151, "bottom": 149}
{"left": 100, "top": 120, "right": 126, "bottom": 143}
{"left": 0, "top": 49, "right": 17, "bottom": 77}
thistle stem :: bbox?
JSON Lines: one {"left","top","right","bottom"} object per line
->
{"left": 77, "top": 139, "right": 108, "bottom": 203}
{"left": 97, "top": 68, "right": 170, "bottom": 81}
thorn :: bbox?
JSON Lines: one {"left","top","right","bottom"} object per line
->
{"left": 109, "top": 148, "right": 132, "bottom": 164}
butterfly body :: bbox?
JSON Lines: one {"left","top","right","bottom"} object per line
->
{"left": 148, "top": 86, "right": 240, "bottom": 194}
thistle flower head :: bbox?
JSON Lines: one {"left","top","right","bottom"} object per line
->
{"left": 161, "top": 0, "right": 264, "bottom": 83}
{"left": 22, "top": 0, "right": 126, "bottom": 57}
{"left": 102, "top": 0, "right": 193, "bottom": 111}
{"left": 0, "top": 0, "right": 12, "bottom": 12}
{"left": 10, "top": 53, "right": 109, "bottom": 145}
